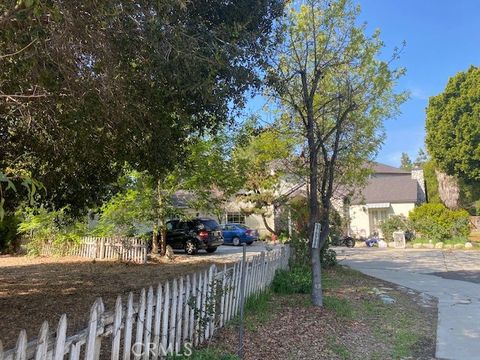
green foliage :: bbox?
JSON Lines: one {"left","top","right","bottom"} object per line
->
{"left": 426, "top": 66, "right": 480, "bottom": 183}
{"left": 400, "top": 153, "right": 412, "bottom": 170}
{"left": 17, "top": 207, "right": 88, "bottom": 255}
{"left": 0, "top": 214, "right": 20, "bottom": 252}
{"left": 272, "top": 267, "right": 312, "bottom": 295}
{"left": 324, "top": 296, "right": 355, "bottom": 319}
{"left": 244, "top": 291, "right": 273, "bottom": 324}
{"left": 93, "top": 169, "right": 157, "bottom": 237}
{"left": 423, "top": 160, "right": 441, "bottom": 203}
{"left": 233, "top": 119, "right": 296, "bottom": 234}
{"left": 320, "top": 246, "right": 338, "bottom": 269}
{"left": 409, "top": 203, "right": 470, "bottom": 242}
{"left": 379, "top": 215, "right": 413, "bottom": 242}
{"left": 1, "top": 0, "right": 284, "bottom": 214}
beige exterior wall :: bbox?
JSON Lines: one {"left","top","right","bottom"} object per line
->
{"left": 349, "top": 205, "right": 370, "bottom": 238}
{"left": 223, "top": 199, "right": 275, "bottom": 237}
{"left": 349, "top": 202, "right": 415, "bottom": 239}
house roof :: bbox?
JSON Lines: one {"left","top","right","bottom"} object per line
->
{"left": 371, "top": 162, "right": 411, "bottom": 174}
{"left": 351, "top": 174, "right": 418, "bottom": 204}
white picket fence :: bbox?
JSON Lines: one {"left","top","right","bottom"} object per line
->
{"left": 41, "top": 236, "right": 148, "bottom": 263}
{"left": 1, "top": 245, "right": 290, "bottom": 359}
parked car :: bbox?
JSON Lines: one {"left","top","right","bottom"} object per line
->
{"left": 166, "top": 218, "right": 223, "bottom": 255}
{"left": 221, "top": 223, "right": 258, "bottom": 246}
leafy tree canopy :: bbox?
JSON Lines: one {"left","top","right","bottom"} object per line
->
{"left": 426, "top": 66, "right": 480, "bottom": 183}
{"left": 400, "top": 152, "right": 412, "bottom": 170}
{"left": 1, "top": 0, "right": 284, "bottom": 214}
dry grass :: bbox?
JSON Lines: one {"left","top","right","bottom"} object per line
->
{"left": 0, "top": 254, "right": 229, "bottom": 348}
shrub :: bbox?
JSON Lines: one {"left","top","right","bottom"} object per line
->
{"left": 409, "top": 203, "right": 470, "bottom": 242}
{"left": 379, "top": 215, "right": 414, "bottom": 242}
{"left": 17, "top": 207, "right": 86, "bottom": 255}
{"left": 272, "top": 266, "right": 311, "bottom": 294}
{"left": 321, "top": 247, "right": 338, "bottom": 268}
{"left": 0, "top": 214, "right": 21, "bottom": 253}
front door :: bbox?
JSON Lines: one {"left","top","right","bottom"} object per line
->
{"left": 369, "top": 209, "right": 388, "bottom": 237}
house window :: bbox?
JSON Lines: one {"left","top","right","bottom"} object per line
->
{"left": 227, "top": 212, "right": 245, "bottom": 224}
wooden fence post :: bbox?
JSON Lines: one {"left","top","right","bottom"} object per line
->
{"left": 123, "top": 293, "right": 134, "bottom": 360}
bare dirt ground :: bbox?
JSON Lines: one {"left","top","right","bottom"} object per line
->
{"left": 205, "top": 267, "right": 437, "bottom": 360}
{"left": 0, "top": 254, "right": 232, "bottom": 349}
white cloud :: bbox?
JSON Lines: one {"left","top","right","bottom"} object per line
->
{"left": 410, "top": 87, "right": 429, "bottom": 101}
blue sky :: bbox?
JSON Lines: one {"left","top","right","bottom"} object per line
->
{"left": 245, "top": 0, "right": 480, "bottom": 167}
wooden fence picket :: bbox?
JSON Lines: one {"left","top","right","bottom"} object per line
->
{"left": 189, "top": 273, "right": 196, "bottom": 344}
{"left": 14, "top": 330, "right": 27, "bottom": 360}
{"left": 160, "top": 282, "right": 170, "bottom": 355}
{"left": 175, "top": 277, "right": 184, "bottom": 353}
{"left": 53, "top": 315, "right": 67, "bottom": 360}
{"left": 134, "top": 289, "right": 146, "bottom": 360}
{"left": 194, "top": 272, "right": 202, "bottom": 347}
{"left": 143, "top": 287, "right": 154, "bottom": 360}
{"left": 123, "top": 293, "right": 134, "bottom": 360}
{"left": 168, "top": 279, "right": 178, "bottom": 353}
{"left": 111, "top": 296, "right": 122, "bottom": 360}
{"left": 219, "top": 265, "right": 227, "bottom": 327}
{"left": 182, "top": 275, "right": 191, "bottom": 344}
{"left": 34, "top": 322, "right": 48, "bottom": 360}
{"left": 152, "top": 284, "right": 162, "bottom": 360}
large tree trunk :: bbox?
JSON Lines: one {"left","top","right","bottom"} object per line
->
{"left": 436, "top": 170, "right": 460, "bottom": 209}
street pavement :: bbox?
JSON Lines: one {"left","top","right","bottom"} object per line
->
{"left": 337, "top": 247, "right": 480, "bottom": 360}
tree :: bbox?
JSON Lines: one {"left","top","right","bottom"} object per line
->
{"left": 233, "top": 120, "right": 296, "bottom": 235}
{"left": 267, "top": 0, "right": 406, "bottom": 306}
{"left": 94, "top": 135, "right": 245, "bottom": 254}
{"left": 414, "top": 148, "right": 428, "bottom": 168}
{"left": 426, "top": 66, "right": 480, "bottom": 183}
{"left": 400, "top": 153, "right": 413, "bottom": 170}
{"left": 1, "top": 0, "right": 284, "bottom": 215}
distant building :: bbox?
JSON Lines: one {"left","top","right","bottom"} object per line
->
{"left": 347, "top": 163, "right": 426, "bottom": 238}
{"left": 172, "top": 162, "right": 426, "bottom": 239}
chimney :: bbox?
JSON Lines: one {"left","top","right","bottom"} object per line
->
{"left": 411, "top": 167, "right": 426, "bottom": 203}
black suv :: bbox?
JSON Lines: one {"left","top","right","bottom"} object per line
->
{"left": 166, "top": 218, "right": 224, "bottom": 255}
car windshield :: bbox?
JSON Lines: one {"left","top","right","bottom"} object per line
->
{"left": 236, "top": 224, "right": 249, "bottom": 230}
{"left": 200, "top": 219, "right": 220, "bottom": 231}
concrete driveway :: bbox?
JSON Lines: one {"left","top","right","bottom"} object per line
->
{"left": 173, "top": 241, "right": 274, "bottom": 262}
{"left": 337, "top": 248, "right": 480, "bottom": 360}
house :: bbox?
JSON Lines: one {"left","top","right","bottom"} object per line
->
{"left": 347, "top": 163, "right": 426, "bottom": 238}
{"left": 172, "top": 162, "right": 426, "bottom": 240}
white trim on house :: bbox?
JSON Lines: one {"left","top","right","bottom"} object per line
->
{"left": 366, "top": 203, "right": 391, "bottom": 209}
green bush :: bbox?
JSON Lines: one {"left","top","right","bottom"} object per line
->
{"left": 409, "top": 203, "right": 470, "bottom": 242}
{"left": 17, "top": 207, "right": 87, "bottom": 255}
{"left": 379, "top": 215, "right": 414, "bottom": 242}
{"left": 321, "top": 247, "right": 338, "bottom": 268}
{"left": 0, "top": 214, "right": 20, "bottom": 253}
{"left": 272, "top": 266, "right": 311, "bottom": 294}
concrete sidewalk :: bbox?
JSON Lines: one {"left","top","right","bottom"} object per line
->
{"left": 338, "top": 249, "right": 480, "bottom": 360}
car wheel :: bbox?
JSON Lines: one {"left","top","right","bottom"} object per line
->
{"left": 345, "top": 236, "right": 355, "bottom": 248}
{"left": 246, "top": 242, "right": 253, "bottom": 246}
{"left": 185, "top": 239, "right": 198, "bottom": 255}
{"left": 232, "top": 237, "right": 241, "bottom": 246}
{"left": 206, "top": 247, "right": 217, "bottom": 253}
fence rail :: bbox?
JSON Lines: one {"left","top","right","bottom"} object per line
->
{"left": 1, "top": 245, "right": 290, "bottom": 359}
{"left": 41, "top": 236, "right": 148, "bottom": 263}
